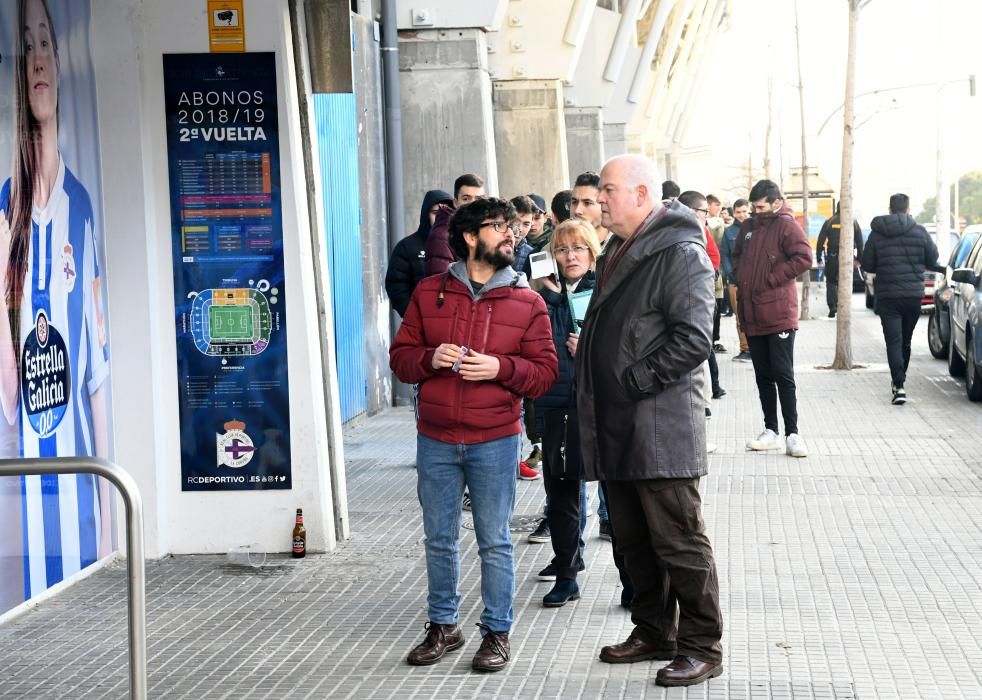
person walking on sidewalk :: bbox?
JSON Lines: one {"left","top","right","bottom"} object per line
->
{"left": 816, "top": 203, "right": 864, "bottom": 318}
{"left": 860, "top": 193, "right": 942, "bottom": 405}
{"left": 578, "top": 154, "right": 724, "bottom": 688}
{"left": 721, "top": 199, "right": 752, "bottom": 362}
{"left": 733, "top": 180, "right": 812, "bottom": 458}
{"left": 390, "top": 197, "right": 558, "bottom": 672}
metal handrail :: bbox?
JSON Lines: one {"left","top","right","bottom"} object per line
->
{"left": 0, "top": 458, "right": 146, "bottom": 699}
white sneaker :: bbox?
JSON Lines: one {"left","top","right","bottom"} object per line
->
{"left": 746, "top": 429, "right": 782, "bottom": 451}
{"left": 785, "top": 433, "right": 808, "bottom": 458}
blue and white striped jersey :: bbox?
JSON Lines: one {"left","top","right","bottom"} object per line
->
{"left": 1, "top": 157, "right": 111, "bottom": 598}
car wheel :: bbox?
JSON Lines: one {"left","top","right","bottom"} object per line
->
{"left": 927, "top": 309, "right": 947, "bottom": 359}
{"left": 865, "top": 289, "right": 874, "bottom": 309}
{"left": 948, "top": 327, "right": 967, "bottom": 377}
{"left": 967, "top": 332, "right": 982, "bottom": 402}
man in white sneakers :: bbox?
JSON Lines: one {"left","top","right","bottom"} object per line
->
{"left": 732, "top": 180, "right": 813, "bottom": 458}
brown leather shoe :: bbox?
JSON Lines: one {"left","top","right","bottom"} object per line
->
{"left": 655, "top": 654, "right": 723, "bottom": 687}
{"left": 471, "top": 624, "right": 510, "bottom": 672}
{"left": 599, "top": 631, "right": 676, "bottom": 664}
{"left": 406, "top": 622, "right": 465, "bottom": 666}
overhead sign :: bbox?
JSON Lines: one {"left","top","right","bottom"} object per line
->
{"left": 208, "top": 0, "right": 246, "bottom": 53}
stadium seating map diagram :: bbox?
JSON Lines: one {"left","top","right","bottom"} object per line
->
{"left": 164, "top": 52, "right": 291, "bottom": 492}
{"left": 189, "top": 287, "right": 273, "bottom": 357}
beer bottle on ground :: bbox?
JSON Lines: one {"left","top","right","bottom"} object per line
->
{"left": 292, "top": 508, "right": 306, "bottom": 558}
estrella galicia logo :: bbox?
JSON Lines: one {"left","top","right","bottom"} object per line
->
{"left": 21, "top": 310, "right": 70, "bottom": 438}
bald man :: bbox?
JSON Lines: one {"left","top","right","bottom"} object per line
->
{"left": 576, "top": 155, "right": 724, "bottom": 688}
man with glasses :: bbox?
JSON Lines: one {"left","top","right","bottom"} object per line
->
{"left": 732, "top": 180, "right": 812, "bottom": 458}
{"left": 391, "top": 197, "right": 558, "bottom": 673}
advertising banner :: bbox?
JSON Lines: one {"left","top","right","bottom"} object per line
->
{"left": 162, "top": 53, "right": 292, "bottom": 492}
{"left": 0, "top": 0, "right": 116, "bottom": 613}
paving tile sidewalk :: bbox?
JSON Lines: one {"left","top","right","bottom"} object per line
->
{"left": 1, "top": 289, "right": 981, "bottom": 699}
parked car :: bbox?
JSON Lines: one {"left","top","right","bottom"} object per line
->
{"left": 928, "top": 229, "right": 982, "bottom": 358}
{"left": 947, "top": 233, "right": 982, "bottom": 400}
{"left": 864, "top": 224, "right": 959, "bottom": 313}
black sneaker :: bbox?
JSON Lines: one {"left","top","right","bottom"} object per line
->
{"left": 598, "top": 520, "right": 612, "bottom": 541}
{"left": 732, "top": 351, "right": 753, "bottom": 363}
{"left": 462, "top": 493, "right": 472, "bottom": 511}
{"left": 538, "top": 560, "right": 585, "bottom": 581}
{"left": 712, "top": 387, "right": 727, "bottom": 399}
{"left": 892, "top": 387, "right": 907, "bottom": 405}
{"left": 527, "top": 519, "right": 551, "bottom": 544}
{"left": 712, "top": 343, "right": 727, "bottom": 353}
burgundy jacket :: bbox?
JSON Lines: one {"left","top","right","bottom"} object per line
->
{"left": 390, "top": 262, "right": 558, "bottom": 445}
{"left": 731, "top": 205, "right": 812, "bottom": 336}
{"left": 423, "top": 204, "right": 455, "bottom": 276}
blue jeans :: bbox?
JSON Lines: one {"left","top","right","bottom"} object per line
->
{"left": 597, "top": 482, "right": 609, "bottom": 522}
{"left": 417, "top": 433, "right": 520, "bottom": 632}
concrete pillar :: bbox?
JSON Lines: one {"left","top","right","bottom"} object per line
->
{"left": 493, "top": 80, "right": 569, "bottom": 198}
{"left": 603, "top": 122, "right": 628, "bottom": 159}
{"left": 565, "top": 107, "right": 606, "bottom": 181}
{"left": 398, "top": 29, "right": 498, "bottom": 230}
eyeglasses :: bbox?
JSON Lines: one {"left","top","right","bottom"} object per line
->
{"left": 694, "top": 208, "right": 709, "bottom": 215}
{"left": 555, "top": 245, "right": 591, "bottom": 256}
{"left": 481, "top": 221, "right": 515, "bottom": 233}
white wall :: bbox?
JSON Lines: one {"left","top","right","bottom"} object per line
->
{"left": 90, "top": 0, "right": 336, "bottom": 556}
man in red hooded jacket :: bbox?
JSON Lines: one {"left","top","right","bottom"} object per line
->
{"left": 391, "top": 196, "right": 558, "bottom": 673}
{"left": 732, "top": 180, "right": 812, "bottom": 458}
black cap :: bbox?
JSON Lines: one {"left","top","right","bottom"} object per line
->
{"left": 527, "top": 193, "right": 547, "bottom": 214}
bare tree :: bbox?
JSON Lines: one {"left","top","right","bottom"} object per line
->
{"left": 831, "top": 0, "right": 862, "bottom": 369}
{"left": 794, "top": 0, "right": 811, "bottom": 320}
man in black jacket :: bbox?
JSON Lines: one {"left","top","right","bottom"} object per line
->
{"left": 861, "top": 193, "right": 942, "bottom": 405}
{"left": 816, "top": 204, "right": 864, "bottom": 318}
{"left": 578, "top": 154, "right": 723, "bottom": 688}
{"left": 385, "top": 189, "right": 453, "bottom": 317}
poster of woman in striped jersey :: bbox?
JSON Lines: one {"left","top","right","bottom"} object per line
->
{"left": 0, "top": 0, "right": 114, "bottom": 614}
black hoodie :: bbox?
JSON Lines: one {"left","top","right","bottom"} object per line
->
{"left": 385, "top": 189, "right": 453, "bottom": 317}
{"left": 861, "top": 213, "right": 941, "bottom": 301}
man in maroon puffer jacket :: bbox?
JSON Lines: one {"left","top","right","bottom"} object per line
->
{"left": 391, "top": 197, "right": 558, "bottom": 673}
{"left": 732, "top": 180, "right": 813, "bottom": 458}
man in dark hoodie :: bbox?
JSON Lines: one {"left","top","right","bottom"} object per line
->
{"left": 861, "top": 193, "right": 942, "bottom": 405}
{"left": 732, "top": 180, "right": 812, "bottom": 458}
{"left": 578, "top": 154, "right": 723, "bottom": 688}
{"left": 816, "top": 203, "right": 864, "bottom": 318}
{"left": 424, "top": 174, "right": 486, "bottom": 276}
{"left": 385, "top": 189, "right": 454, "bottom": 317}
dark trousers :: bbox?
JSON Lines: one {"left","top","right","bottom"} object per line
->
{"left": 708, "top": 350, "right": 721, "bottom": 394}
{"left": 543, "top": 474, "right": 583, "bottom": 580}
{"left": 606, "top": 478, "right": 723, "bottom": 664}
{"left": 712, "top": 299, "right": 722, "bottom": 342}
{"left": 748, "top": 330, "right": 798, "bottom": 435}
{"left": 599, "top": 481, "right": 633, "bottom": 597}
{"left": 825, "top": 263, "right": 839, "bottom": 314}
{"left": 877, "top": 297, "right": 921, "bottom": 388}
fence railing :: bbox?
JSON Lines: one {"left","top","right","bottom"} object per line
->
{"left": 0, "top": 458, "right": 147, "bottom": 699}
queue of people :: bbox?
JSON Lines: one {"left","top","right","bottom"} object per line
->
{"left": 384, "top": 153, "right": 919, "bottom": 687}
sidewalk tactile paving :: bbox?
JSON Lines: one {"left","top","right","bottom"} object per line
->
{"left": 1, "top": 289, "right": 981, "bottom": 698}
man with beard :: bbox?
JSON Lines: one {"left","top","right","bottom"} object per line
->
{"left": 391, "top": 197, "right": 558, "bottom": 673}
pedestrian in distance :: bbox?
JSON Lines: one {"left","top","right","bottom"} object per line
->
{"left": 423, "top": 173, "right": 486, "bottom": 276}
{"left": 860, "top": 193, "right": 943, "bottom": 405}
{"left": 577, "top": 154, "right": 724, "bottom": 688}
{"left": 721, "top": 199, "right": 752, "bottom": 361}
{"left": 732, "top": 180, "right": 812, "bottom": 458}
{"left": 816, "top": 203, "right": 864, "bottom": 318}
{"left": 390, "top": 197, "right": 558, "bottom": 672}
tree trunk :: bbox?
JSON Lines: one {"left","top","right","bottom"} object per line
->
{"left": 794, "top": 1, "right": 810, "bottom": 320}
{"left": 832, "top": 0, "right": 860, "bottom": 369}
